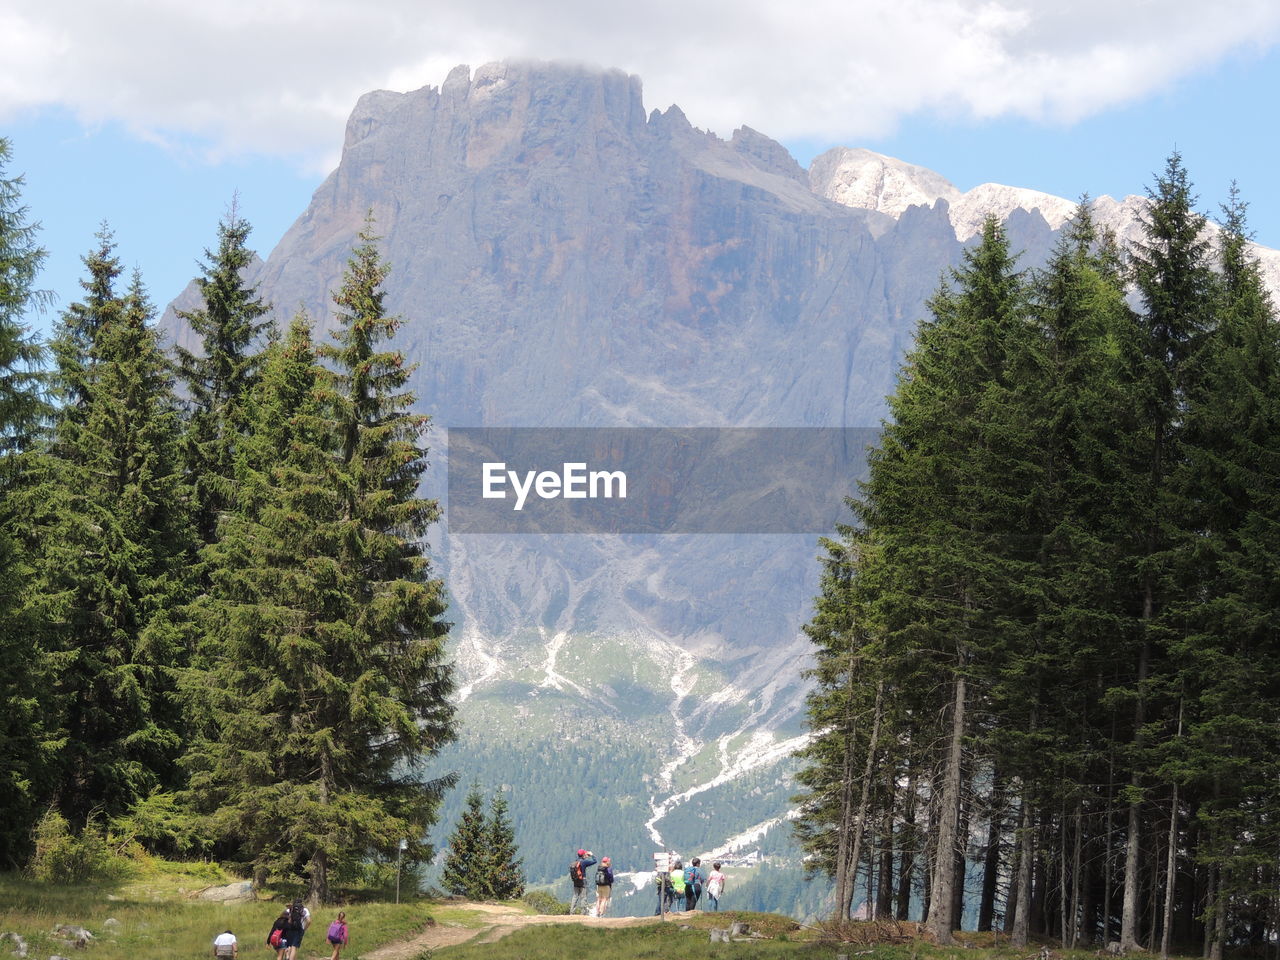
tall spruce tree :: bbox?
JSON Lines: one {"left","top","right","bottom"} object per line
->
{"left": 187, "top": 220, "right": 455, "bottom": 902}
{"left": 441, "top": 782, "right": 488, "bottom": 898}
{"left": 1115, "top": 153, "right": 1216, "bottom": 951}
{"left": 0, "top": 136, "right": 54, "bottom": 865}
{"left": 18, "top": 241, "right": 194, "bottom": 828}
{"left": 1170, "top": 188, "right": 1280, "bottom": 959}
{"left": 483, "top": 789, "right": 525, "bottom": 900}
{"left": 175, "top": 207, "right": 270, "bottom": 546}
{"left": 310, "top": 218, "right": 456, "bottom": 901}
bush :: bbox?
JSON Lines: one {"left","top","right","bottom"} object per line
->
{"left": 521, "top": 889, "right": 568, "bottom": 915}
{"left": 27, "top": 811, "right": 133, "bottom": 883}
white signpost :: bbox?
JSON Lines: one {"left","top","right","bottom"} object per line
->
{"left": 653, "top": 851, "right": 676, "bottom": 919}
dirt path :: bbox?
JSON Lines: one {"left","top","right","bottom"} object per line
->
{"left": 363, "top": 903, "right": 664, "bottom": 958}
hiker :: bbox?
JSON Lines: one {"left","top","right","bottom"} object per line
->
{"left": 684, "top": 857, "right": 704, "bottom": 911}
{"left": 212, "top": 930, "right": 238, "bottom": 960}
{"left": 569, "top": 848, "right": 597, "bottom": 915}
{"left": 594, "top": 857, "right": 614, "bottom": 918}
{"left": 668, "top": 859, "right": 686, "bottom": 911}
{"left": 284, "top": 899, "right": 310, "bottom": 960}
{"left": 707, "top": 861, "right": 726, "bottom": 911}
{"left": 326, "top": 912, "right": 348, "bottom": 960}
{"left": 267, "top": 910, "right": 289, "bottom": 960}
{"left": 653, "top": 865, "right": 672, "bottom": 915}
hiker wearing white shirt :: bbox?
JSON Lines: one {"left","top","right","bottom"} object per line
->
{"left": 212, "top": 931, "right": 238, "bottom": 960}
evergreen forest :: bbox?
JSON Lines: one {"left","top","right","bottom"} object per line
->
{"left": 794, "top": 154, "right": 1280, "bottom": 956}
{"left": 0, "top": 136, "right": 456, "bottom": 902}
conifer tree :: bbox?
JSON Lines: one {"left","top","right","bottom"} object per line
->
{"left": 18, "top": 239, "right": 194, "bottom": 828}
{"left": 1116, "top": 153, "right": 1216, "bottom": 951}
{"left": 1170, "top": 188, "right": 1280, "bottom": 958}
{"left": 175, "top": 206, "right": 270, "bottom": 545}
{"left": 0, "top": 137, "right": 54, "bottom": 865}
{"left": 483, "top": 789, "right": 525, "bottom": 900}
{"left": 187, "top": 220, "right": 455, "bottom": 903}
{"left": 0, "top": 138, "right": 49, "bottom": 453}
{"left": 441, "top": 783, "right": 488, "bottom": 898}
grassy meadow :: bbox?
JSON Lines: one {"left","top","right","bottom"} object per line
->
{"left": 0, "top": 864, "right": 436, "bottom": 960}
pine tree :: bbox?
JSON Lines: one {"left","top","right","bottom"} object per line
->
{"left": 0, "top": 136, "right": 54, "bottom": 865}
{"left": 17, "top": 239, "right": 194, "bottom": 828}
{"left": 441, "top": 783, "right": 488, "bottom": 898}
{"left": 483, "top": 789, "right": 525, "bottom": 900}
{"left": 175, "top": 206, "right": 270, "bottom": 545}
{"left": 1170, "top": 187, "right": 1280, "bottom": 959}
{"left": 0, "top": 137, "right": 49, "bottom": 453}
{"left": 307, "top": 217, "right": 456, "bottom": 901}
{"left": 186, "top": 221, "right": 455, "bottom": 903}
{"left": 1115, "top": 153, "right": 1216, "bottom": 951}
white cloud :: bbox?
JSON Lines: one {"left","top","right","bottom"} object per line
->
{"left": 3, "top": 0, "right": 1279, "bottom": 170}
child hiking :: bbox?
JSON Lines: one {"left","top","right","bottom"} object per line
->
{"left": 326, "top": 913, "right": 348, "bottom": 960}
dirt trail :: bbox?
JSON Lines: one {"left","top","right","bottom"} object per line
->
{"left": 362, "top": 903, "right": 663, "bottom": 958}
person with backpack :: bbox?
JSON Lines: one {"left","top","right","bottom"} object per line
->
{"left": 283, "top": 899, "right": 310, "bottom": 960}
{"left": 267, "top": 910, "right": 289, "bottom": 960}
{"left": 326, "top": 912, "right": 348, "bottom": 960}
{"left": 707, "top": 861, "right": 727, "bottom": 911}
{"left": 668, "top": 859, "right": 687, "bottom": 912}
{"left": 569, "top": 848, "right": 596, "bottom": 915}
{"left": 594, "top": 857, "right": 614, "bottom": 918}
{"left": 684, "top": 858, "right": 704, "bottom": 911}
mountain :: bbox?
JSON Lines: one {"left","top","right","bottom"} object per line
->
{"left": 161, "top": 59, "right": 1279, "bottom": 917}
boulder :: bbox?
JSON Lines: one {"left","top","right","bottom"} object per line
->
{"left": 50, "top": 928, "right": 91, "bottom": 949}
{"left": 1, "top": 933, "right": 28, "bottom": 959}
{"left": 195, "top": 881, "right": 254, "bottom": 902}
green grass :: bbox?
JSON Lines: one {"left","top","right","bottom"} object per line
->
{"left": 0, "top": 868, "right": 440, "bottom": 960}
{"left": 434, "top": 920, "right": 828, "bottom": 960}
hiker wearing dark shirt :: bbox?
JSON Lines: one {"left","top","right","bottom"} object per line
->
{"left": 569, "top": 848, "right": 597, "bottom": 915}
{"left": 684, "top": 858, "right": 704, "bottom": 911}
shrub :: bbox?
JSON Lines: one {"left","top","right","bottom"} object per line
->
{"left": 521, "top": 889, "right": 568, "bottom": 915}
{"left": 27, "top": 811, "right": 133, "bottom": 883}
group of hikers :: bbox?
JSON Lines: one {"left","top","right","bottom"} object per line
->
{"left": 210, "top": 901, "right": 349, "bottom": 960}
{"left": 654, "top": 856, "right": 727, "bottom": 914}
{"left": 568, "top": 848, "right": 728, "bottom": 917}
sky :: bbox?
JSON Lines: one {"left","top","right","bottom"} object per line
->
{"left": 4, "top": 0, "right": 1280, "bottom": 338}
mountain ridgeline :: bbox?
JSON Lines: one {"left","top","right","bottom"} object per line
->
{"left": 158, "top": 60, "right": 1277, "bottom": 914}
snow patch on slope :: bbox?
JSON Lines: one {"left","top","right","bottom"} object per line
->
{"left": 809, "top": 146, "right": 1280, "bottom": 298}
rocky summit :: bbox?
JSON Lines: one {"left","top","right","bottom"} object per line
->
{"left": 161, "top": 59, "right": 1279, "bottom": 914}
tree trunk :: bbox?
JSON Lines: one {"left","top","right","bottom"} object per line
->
{"left": 897, "top": 770, "right": 917, "bottom": 921}
{"left": 1012, "top": 797, "right": 1034, "bottom": 948}
{"left": 1121, "top": 635, "right": 1151, "bottom": 952}
{"left": 843, "top": 679, "right": 885, "bottom": 919}
{"left": 877, "top": 794, "right": 896, "bottom": 919}
{"left": 952, "top": 784, "right": 971, "bottom": 931}
{"left": 833, "top": 706, "right": 858, "bottom": 919}
{"left": 925, "top": 674, "right": 966, "bottom": 944}
{"left": 1071, "top": 798, "right": 1083, "bottom": 947}
{"left": 1210, "top": 875, "right": 1226, "bottom": 960}
{"left": 308, "top": 847, "right": 329, "bottom": 904}
{"left": 978, "top": 776, "right": 1005, "bottom": 932}
{"left": 1161, "top": 702, "right": 1184, "bottom": 960}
